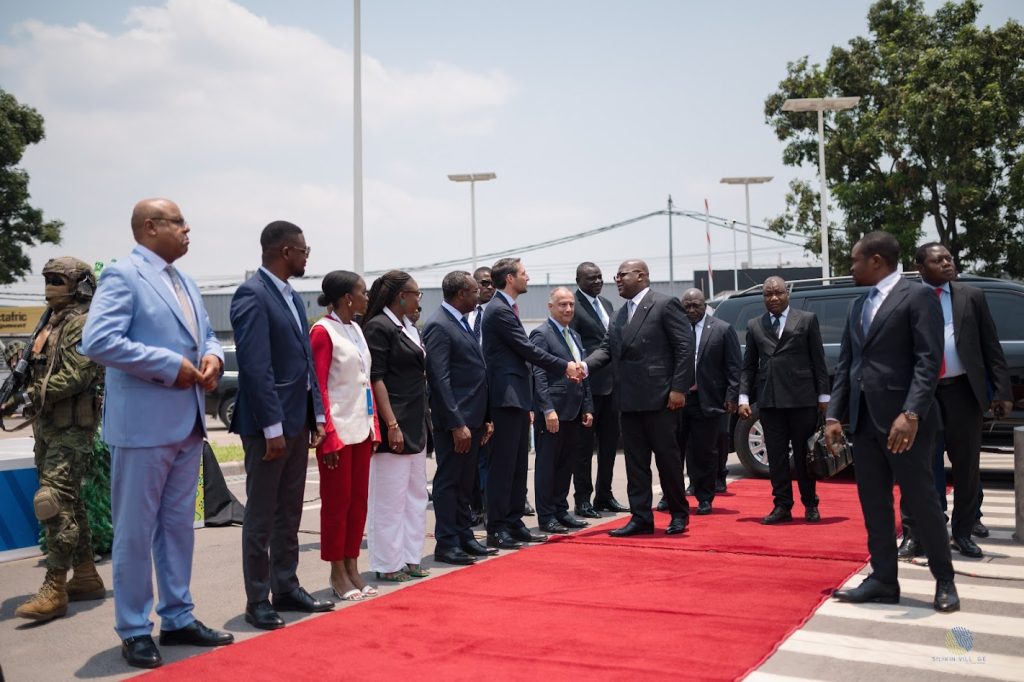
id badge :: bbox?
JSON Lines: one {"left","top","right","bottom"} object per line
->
{"left": 366, "top": 387, "right": 374, "bottom": 416}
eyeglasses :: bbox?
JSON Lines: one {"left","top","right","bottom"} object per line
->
{"left": 614, "top": 269, "right": 643, "bottom": 280}
{"left": 44, "top": 274, "right": 67, "bottom": 286}
{"left": 285, "top": 245, "right": 312, "bottom": 257}
{"left": 477, "top": 279, "right": 494, "bottom": 287}
{"left": 152, "top": 216, "right": 187, "bottom": 227}
{"left": 402, "top": 289, "right": 423, "bottom": 300}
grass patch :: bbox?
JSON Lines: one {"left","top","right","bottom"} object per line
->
{"left": 210, "top": 443, "right": 245, "bottom": 463}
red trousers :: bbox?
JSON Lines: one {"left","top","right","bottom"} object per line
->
{"left": 318, "top": 437, "right": 373, "bottom": 560}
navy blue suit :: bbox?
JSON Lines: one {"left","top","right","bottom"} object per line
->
{"left": 482, "top": 293, "right": 568, "bottom": 534}
{"left": 423, "top": 305, "right": 488, "bottom": 552}
{"left": 531, "top": 320, "right": 593, "bottom": 524}
{"left": 230, "top": 269, "right": 325, "bottom": 603}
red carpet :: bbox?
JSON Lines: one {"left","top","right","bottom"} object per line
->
{"left": 145, "top": 479, "right": 872, "bottom": 682}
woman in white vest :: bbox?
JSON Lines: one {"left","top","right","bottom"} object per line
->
{"left": 310, "top": 271, "right": 380, "bottom": 601}
{"left": 362, "top": 270, "right": 430, "bottom": 583}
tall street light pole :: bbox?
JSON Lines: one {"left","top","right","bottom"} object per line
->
{"left": 353, "top": 0, "right": 364, "bottom": 273}
{"left": 720, "top": 176, "right": 772, "bottom": 268}
{"left": 781, "top": 96, "right": 860, "bottom": 280}
{"left": 448, "top": 173, "right": 496, "bottom": 269}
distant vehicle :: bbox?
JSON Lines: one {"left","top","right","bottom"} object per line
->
{"left": 712, "top": 274, "right": 1024, "bottom": 477}
{"left": 205, "top": 346, "right": 238, "bottom": 428}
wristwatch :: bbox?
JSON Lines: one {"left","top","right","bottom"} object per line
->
{"left": 902, "top": 410, "right": 919, "bottom": 422}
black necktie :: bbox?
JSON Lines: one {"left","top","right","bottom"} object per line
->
{"left": 461, "top": 315, "right": 474, "bottom": 336}
{"left": 771, "top": 315, "right": 780, "bottom": 336}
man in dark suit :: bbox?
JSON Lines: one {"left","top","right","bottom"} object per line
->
{"left": 583, "top": 260, "right": 694, "bottom": 537}
{"left": 671, "top": 289, "right": 741, "bottom": 515}
{"left": 897, "top": 243, "right": 1013, "bottom": 559}
{"left": 739, "top": 276, "right": 830, "bottom": 524}
{"left": 467, "top": 266, "right": 495, "bottom": 524}
{"left": 230, "top": 221, "right": 333, "bottom": 630}
{"left": 481, "top": 257, "right": 582, "bottom": 550}
{"left": 423, "top": 271, "right": 497, "bottom": 565}
{"left": 531, "top": 287, "right": 595, "bottom": 534}
{"left": 569, "top": 262, "right": 627, "bottom": 517}
{"left": 828, "top": 231, "right": 958, "bottom": 613}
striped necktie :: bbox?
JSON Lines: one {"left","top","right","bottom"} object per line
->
{"left": 166, "top": 265, "right": 198, "bottom": 341}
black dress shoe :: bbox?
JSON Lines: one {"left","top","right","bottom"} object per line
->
{"left": 540, "top": 519, "right": 570, "bottom": 534}
{"left": 684, "top": 485, "right": 695, "bottom": 496}
{"left": 593, "top": 497, "right": 628, "bottom": 513}
{"left": 695, "top": 501, "right": 712, "bottom": 515}
{"left": 934, "top": 579, "right": 960, "bottom": 613}
{"left": 666, "top": 516, "right": 689, "bottom": 535}
{"left": 272, "top": 587, "right": 335, "bottom": 613}
{"left": 761, "top": 507, "right": 793, "bottom": 525}
{"left": 833, "top": 577, "right": 900, "bottom": 604}
{"left": 655, "top": 497, "right": 669, "bottom": 512}
{"left": 523, "top": 500, "right": 536, "bottom": 516}
{"left": 556, "top": 514, "right": 589, "bottom": 529}
{"left": 972, "top": 520, "right": 990, "bottom": 538}
{"left": 122, "top": 635, "right": 162, "bottom": 669}
{"left": 461, "top": 538, "right": 498, "bottom": 556}
{"left": 608, "top": 518, "right": 654, "bottom": 537}
{"left": 805, "top": 506, "right": 821, "bottom": 523}
{"left": 897, "top": 534, "right": 924, "bottom": 560}
{"left": 245, "top": 600, "right": 285, "bottom": 630}
{"left": 434, "top": 548, "right": 477, "bottom": 565}
{"left": 951, "top": 535, "right": 984, "bottom": 558}
{"left": 715, "top": 480, "right": 728, "bottom": 494}
{"left": 508, "top": 526, "right": 548, "bottom": 543}
{"left": 159, "top": 620, "right": 234, "bottom": 647}
{"left": 487, "top": 531, "right": 525, "bottom": 550}
{"left": 574, "top": 502, "right": 601, "bottom": 519}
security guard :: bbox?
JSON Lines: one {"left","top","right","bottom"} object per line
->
{"left": 4, "top": 257, "right": 106, "bottom": 621}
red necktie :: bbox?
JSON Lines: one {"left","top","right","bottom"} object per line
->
{"left": 512, "top": 301, "right": 520, "bottom": 319}
{"left": 934, "top": 287, "right": 946, "bottom": 378}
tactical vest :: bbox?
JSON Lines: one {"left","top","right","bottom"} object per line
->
{"left": 30, "top": 310, "right": 103, "bottom": 429}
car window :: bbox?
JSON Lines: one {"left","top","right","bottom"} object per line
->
{"left": 800, "top": 295, "right": 859, "bottom": 344}
{"left": 728, "top": 301, "right": 768, "bottom": 345}
{"left": 985, "top": 290, "right": 1024, "bottom": 341}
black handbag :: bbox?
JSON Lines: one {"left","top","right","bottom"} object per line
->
{"left": 806, "top": 419, "right": 854, "bottom": 480}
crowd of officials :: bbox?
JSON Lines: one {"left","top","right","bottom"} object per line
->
{"left": 4, "top": 197, "right": 1011, "bottom": 670}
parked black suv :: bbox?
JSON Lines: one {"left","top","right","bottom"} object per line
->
{"left": 711, "top": 274, "right": 1024, "bottom": 477}
{"left": 204, "top": 346, "right": 238, "bottom": 428}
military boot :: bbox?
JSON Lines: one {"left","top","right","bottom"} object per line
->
{"left": 67, "top": 560, "right": 106, "bottom": 601}
{"left": 15, "top": 569, "right": 69, "bottom": 622}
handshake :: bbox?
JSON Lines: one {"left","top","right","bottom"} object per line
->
{"left": 565, "top": 361, "right": 586, "bottom": 383}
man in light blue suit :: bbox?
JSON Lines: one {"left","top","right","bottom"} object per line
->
{"left": 82, "top": 198, "right": 234, "bottom": 669}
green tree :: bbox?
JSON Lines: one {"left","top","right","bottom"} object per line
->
{"left": 0, "top": 88, "right": 63, "bottom": 284}
{"left": 765, "top": 0, "right": 1024, "bottom": 275}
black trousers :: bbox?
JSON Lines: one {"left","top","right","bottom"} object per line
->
{"left": 535, "top": 417, "right": 582, "bottom": 523}
{"left": 851, "top": 408, "right": 954, "bottom": 584}
{"left": 572, "top": 392, "right": 619, "bottom": 506}
{"left": 717, "top": 414, "right": 731, "bottom": 484}
{"left": 677, "top": 394, "right": 720, "bottom": 504}
{"left": 486, "top": 407, "right": 530, "bottom": 534}
{"left": 433, "top": 422, "right": 483, "bottom": 552}
{"left": 901, "top": 377, "right": 982, "bottom": 539}
{"left": 241, "top": 434, "right": 310, "bottom": 603}
{"left": 620, "top": 409, "right": 688, "bottom": 525}
{"left": 759, "top": 406, "right": 819, "bottom": 510}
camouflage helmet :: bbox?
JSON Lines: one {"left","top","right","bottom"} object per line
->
{"left": 42, "top": 257, "right": 97, "bottom": 301}
{"left": 4, "top": 340, "right": 26, "bottom": 369}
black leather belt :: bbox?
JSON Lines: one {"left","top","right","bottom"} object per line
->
{"left": 937, "top": 375, "right": 967, "bottom": 387}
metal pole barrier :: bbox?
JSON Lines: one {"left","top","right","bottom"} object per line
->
{"left": 1015, "top": 426, "right": 1023, "bottom": 543}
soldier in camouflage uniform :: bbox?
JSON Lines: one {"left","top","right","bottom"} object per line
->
{"left": 3, "top": 257, "right": 107, "bottom": 622}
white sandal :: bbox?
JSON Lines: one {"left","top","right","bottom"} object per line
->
{"left": 331, "top": 585, "right": 363, "bottom": 601}
{"left": 360, "top": 584, "right": 378, "bottom": 597}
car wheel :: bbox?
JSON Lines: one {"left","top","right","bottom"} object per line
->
{"left": 734, "top": 407, "right": 770, "bottom": 478}
{"left": 218, "top": 393, "right": 236, "bottom": 429}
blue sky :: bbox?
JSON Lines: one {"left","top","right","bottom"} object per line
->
{"left": 0, "top": 0, "right": 1019, "bottom": 295}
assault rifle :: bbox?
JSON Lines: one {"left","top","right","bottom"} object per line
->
{"left": 1, "top": 307, "right": 53, "bottom": 430}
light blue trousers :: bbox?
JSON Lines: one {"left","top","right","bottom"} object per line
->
{"left": 110, "top": 428, "right": 203, "bottom": 640}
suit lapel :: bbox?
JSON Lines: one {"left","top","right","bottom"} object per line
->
{"left": 132, "top": 250, "right": 193, "bottom": 341}
{"left": 950, "top": 282, "right": 967, "bottom": 338}
{"left": 759, "top": 311, "right": 779, "bottom": 355}
{"left": 696, "top": 317, "right": 712, "bottom": 364}
{"left": 259, "top": 270, "right": 305, "bottom": 345}
{"left": 577, "top": 290, "right": 603, "bottom": 328}
{"left": 447, "top": 308, "right": 483, "bottom": 358}
{"left": 864, "top": 278, "right": 908, "bottom": 347}
{"left": 621, "top": 293, "right": 653, "bottom": 347}
{"left": 852, "top": 295, "right": 867, "bottom": 343}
